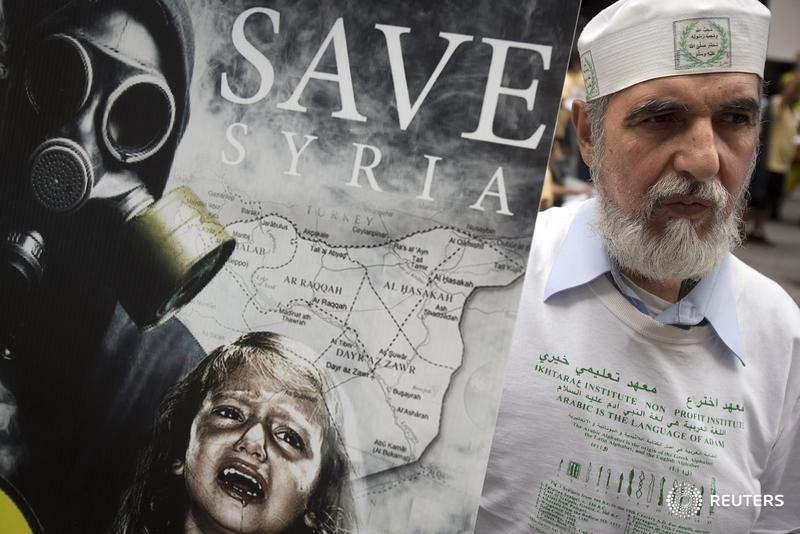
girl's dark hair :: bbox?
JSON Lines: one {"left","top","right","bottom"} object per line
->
{"left": 112, "top": 331, "right": 354, "bottom": 534}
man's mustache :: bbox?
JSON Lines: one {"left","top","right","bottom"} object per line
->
{"left": 643, "top": 175, "right": 731, "bottom": 220}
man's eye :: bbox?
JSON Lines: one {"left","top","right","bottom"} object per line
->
{"left": 642, "top": 114, "right": 674, "bottom": 124}
{"left": 719, "top": 112, "right": 752, "bottom": 125}
{"left": 275, "top": 427, "right": 306, "bottom": 452}
{"left": 211, "top": 406, "right": 244, "bottom": 421}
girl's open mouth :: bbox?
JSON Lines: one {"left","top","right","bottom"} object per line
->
{"left": 217, "top": 464, "right": 266, "bottom": 502}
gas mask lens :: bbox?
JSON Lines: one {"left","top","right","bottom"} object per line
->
{"left": 26, "top": 33, "right": 175, "bottom": 154}
{"left": 25, "top": 33, "right": 177, "bottom": 214}
{"left": 103, "top": 74, "right": 175, "bottom": 163}
{"left": 25, "top": 34, "right": 91, "bottom": 121}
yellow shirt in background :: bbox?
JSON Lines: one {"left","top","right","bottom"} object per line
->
{"left": 767, "top": 94, "right": 799, "bottom": 174}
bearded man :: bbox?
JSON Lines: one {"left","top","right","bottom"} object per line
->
{"left": 477, "top": 0, "right": 800, "bottom": 533}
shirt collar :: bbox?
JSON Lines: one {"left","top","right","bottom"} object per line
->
{"left": 543, "top": 199, "right": 745, "bottom": 366}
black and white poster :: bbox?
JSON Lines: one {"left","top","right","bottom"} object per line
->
{"left": 0, "top": 0, "right": 580, "bottom": 532}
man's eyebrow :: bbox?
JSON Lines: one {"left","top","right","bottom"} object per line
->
{"left": 716, "top": 97, "right": 760, "bottom": 115}
{"left": 623, "top": 99, "right": 689, "bottom": 124}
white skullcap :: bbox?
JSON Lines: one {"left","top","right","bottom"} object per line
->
{"left": 577, "top": 0, "right": 771, "bottom": 100}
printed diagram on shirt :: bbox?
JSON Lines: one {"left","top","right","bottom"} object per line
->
{"left": 529, "top": 353, "right": 748, "bottom": 533}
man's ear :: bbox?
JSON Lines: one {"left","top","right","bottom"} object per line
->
{"left": 572, "top": 100, "right": 595, "bottom": 168}
{"left": 171, "top": 458, "right": 185, "bottom": 476}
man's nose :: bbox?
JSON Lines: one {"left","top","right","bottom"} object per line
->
{"left": 234, "top": 422, "right": 268, "bottom": 461}
{"left": 673, "top": 117, "right": 720, "bottom": 181}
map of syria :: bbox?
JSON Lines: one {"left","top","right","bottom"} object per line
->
{"left": 194, "top": 213, "right": 526, "bottom": 476}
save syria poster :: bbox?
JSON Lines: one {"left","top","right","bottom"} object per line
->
{"left": 170, "top": 0, "right": 580, "bottom": 532}
{"left": 0, "top": 0, "right": 580, "bottom": 532}
{"left": 172, "top": 1, "right": 577, "bottom": 533}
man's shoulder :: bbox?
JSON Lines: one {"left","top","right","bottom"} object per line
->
{"left": 532, "top": 202, "right": 586, "bottom": 250}
{"left": 729, "top": 253, "right": 800, "bottom": 326}
{"left": 535, "top": 201, "right": 586, "bottom": 229}
{"left": 527, "top": 203, "right": 585, "bottom": 279}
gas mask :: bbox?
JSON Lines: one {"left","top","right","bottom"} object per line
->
{"left": 0, "top": 15, "right": 233, "bottom": 338}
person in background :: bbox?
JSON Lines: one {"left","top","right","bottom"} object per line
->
{"left": 539, "top": 140, "right": 592, "bottom": 211}
{"left": 764, "top": 53, "right": 800, "bottom": 223}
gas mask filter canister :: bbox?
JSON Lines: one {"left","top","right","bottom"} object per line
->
{"left": 117, "top": 186, "right": 235, "bottom": 329}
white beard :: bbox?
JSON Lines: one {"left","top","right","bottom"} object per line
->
{"left": 592, "top": 173, "right": 745, "bottom": 282}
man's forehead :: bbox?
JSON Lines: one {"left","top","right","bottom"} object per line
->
{"left": 614, "top": 72, "right": 760, "bottom": 110}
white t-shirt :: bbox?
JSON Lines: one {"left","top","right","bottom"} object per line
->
{"left": 477, "top": 203, "right": 800, "bottom": 534}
